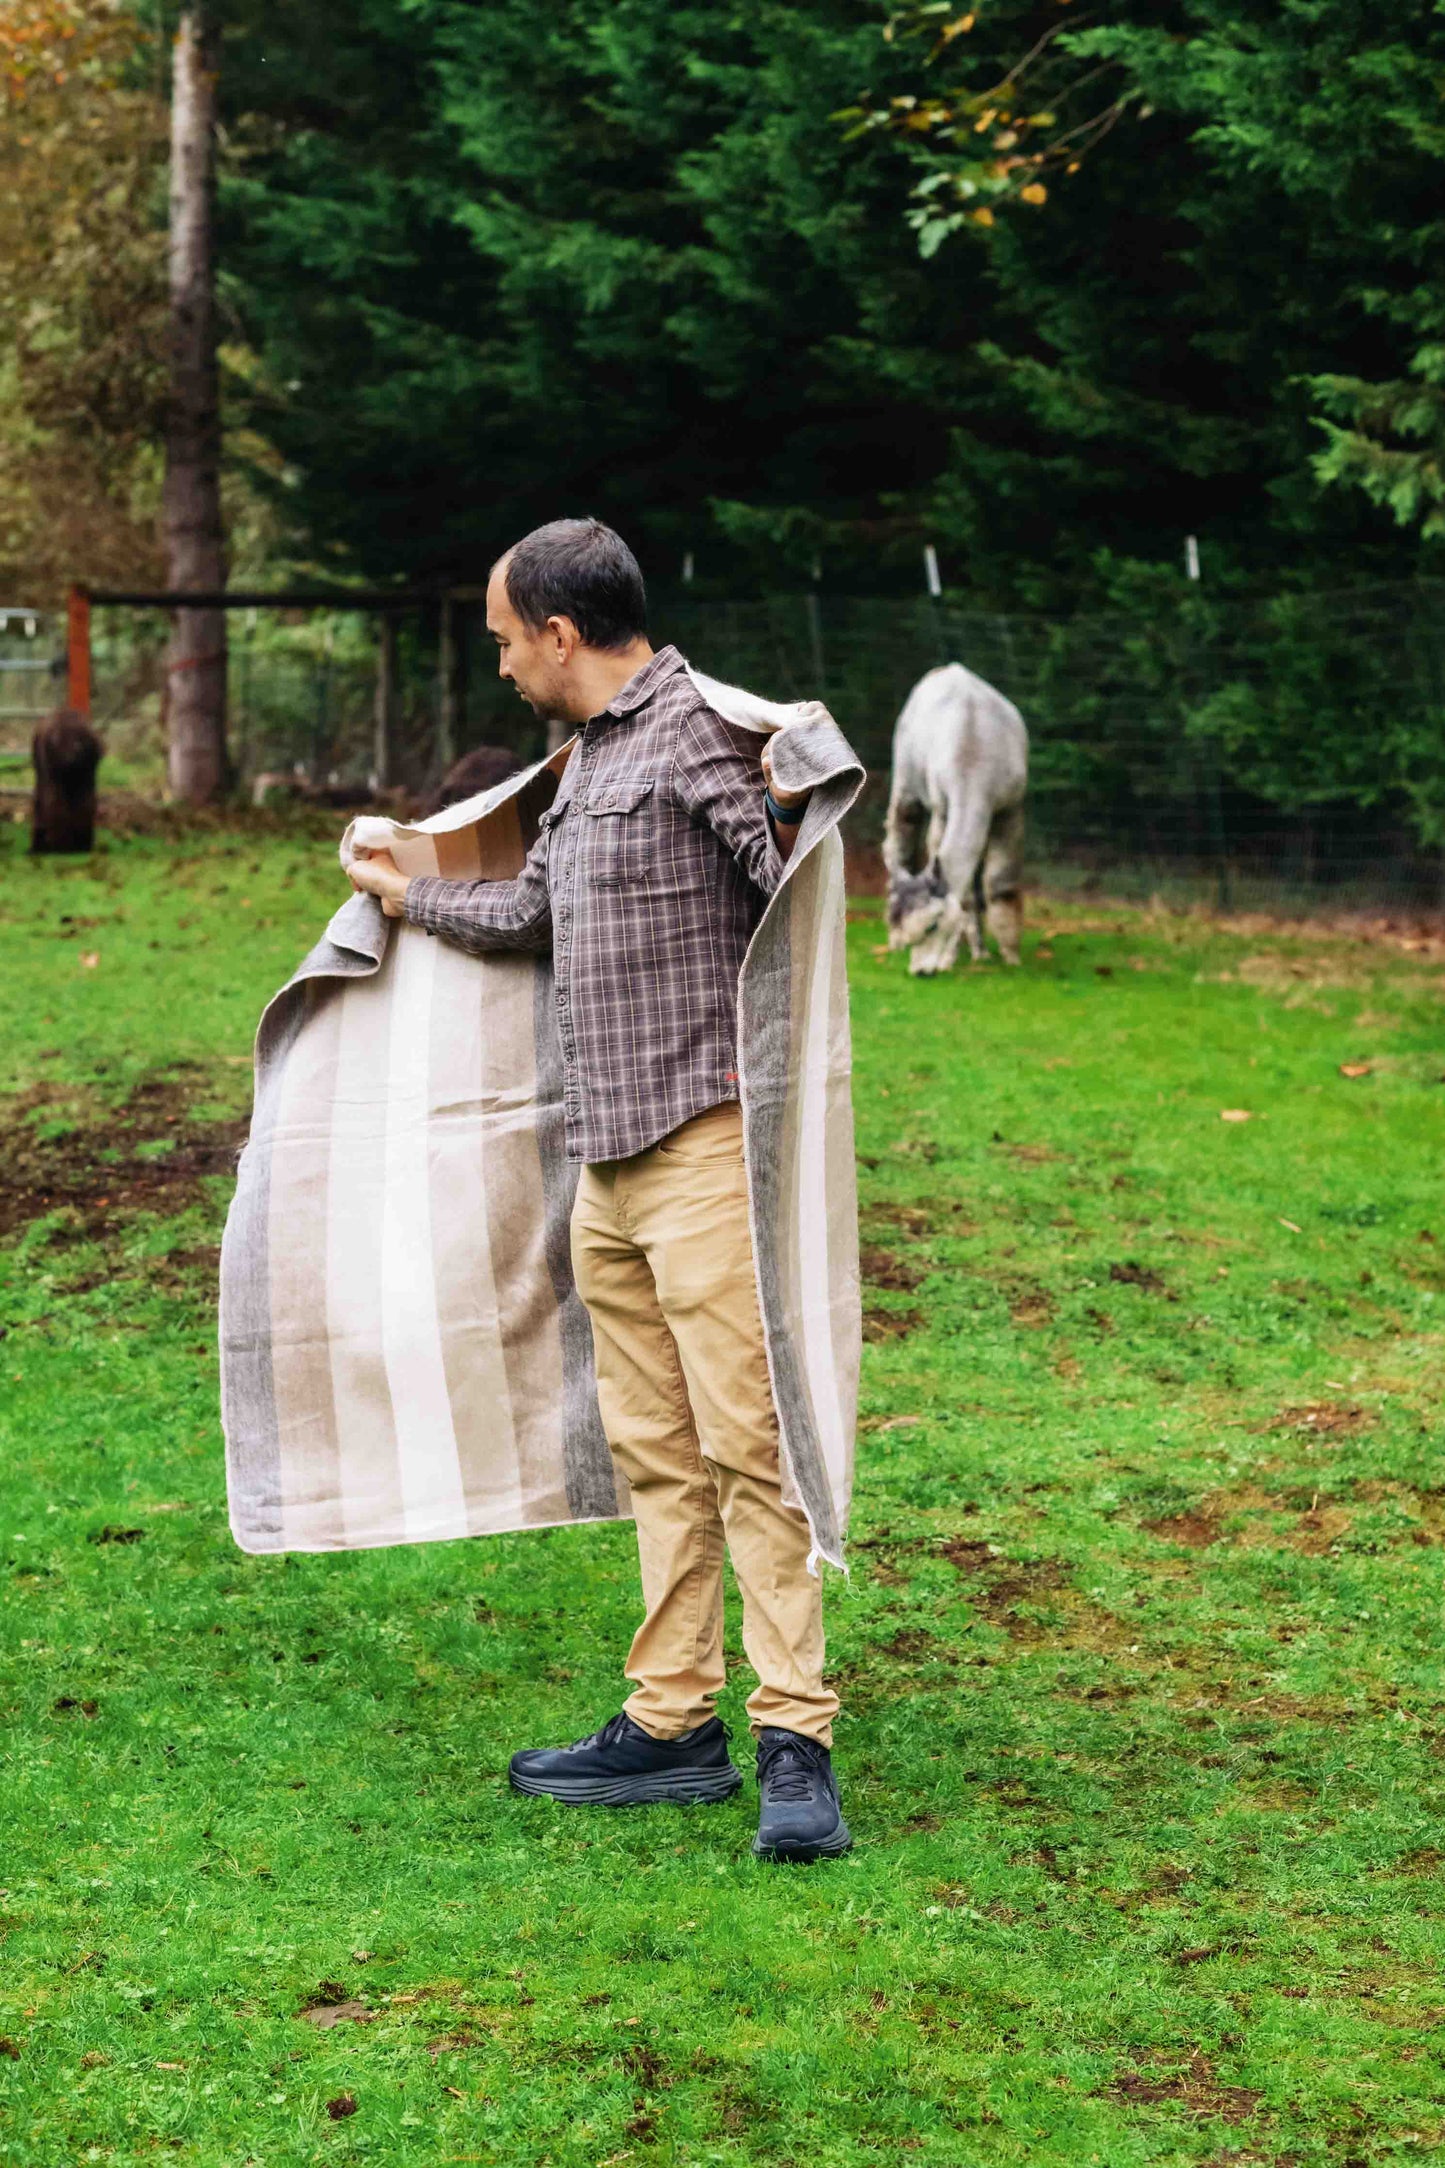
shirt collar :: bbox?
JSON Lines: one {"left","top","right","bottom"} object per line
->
{"left": 601, "top": 644, "right": 686, "bottom": 719}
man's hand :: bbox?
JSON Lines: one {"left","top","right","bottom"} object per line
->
{"left": 761, "top": 737, "right": 810, "bottom": 821}
{"left": 761, "top": 736, "right": 811, "bottom": 863}
{"left": 348, "top": 847, "right": 411, "bottom": 918}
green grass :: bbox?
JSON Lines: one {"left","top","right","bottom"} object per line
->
{"left": 1, "top": 819, "right": 1443, "bottom": 2167}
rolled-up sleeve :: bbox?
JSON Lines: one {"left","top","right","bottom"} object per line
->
{"left": 404, "top": 829, "right": 553, "bottom": 954}
{"left": 670, "top": 705, "right": 784, "bottom": 899}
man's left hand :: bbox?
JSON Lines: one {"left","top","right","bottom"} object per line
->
{"left": 348, "top": 847, "right": 410, "bottom": 918}
{"left": 761, "top": 739, "right": 809, "bottom": 820}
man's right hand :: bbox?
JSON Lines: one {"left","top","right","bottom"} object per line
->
{"left": 348, "top": 847, "right": 411, "bottom": 918}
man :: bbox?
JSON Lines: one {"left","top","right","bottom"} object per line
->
{"left": 348, "top": 517, "right": 852, "bottom": 1863}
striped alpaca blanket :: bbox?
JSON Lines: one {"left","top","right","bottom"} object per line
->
{"left": 219, "top": 669, "right": 865, "bottom": 1569}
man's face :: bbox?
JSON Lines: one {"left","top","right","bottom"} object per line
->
{"left": 486, "top": 560, "right": 572, "bottom": 721}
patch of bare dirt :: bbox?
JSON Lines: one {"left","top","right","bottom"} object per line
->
{"left": 1008, "top": 1282, "right": 1055, "bottom": 1329}
{"left": 1289, "top": 1505, "right": 1352, "bottom": 1554}
{"left": 1109, "top": 2047, "right": 1262, "bottom": 2124}
{"left": 848, "top": 1529, "right": 1129, "bottom": 1649}
{"left": 990, "top": 1136, "right": 1066, "bottom": 1165}
{"left": 1211, "top": 905, "right": 1445, "bottom": 957}
{"left": 1146, "top": 1512, "right": 1224, "bottom": 1549}
{"left": 860, "top": 1245, "right": 928, "bottom": 1293}
{"left": 1264, "top": 1401, "right": 1373, "bottom": 1439}
{"left": 0, "top": 1078, "right": 247, "bottom": 1243}
{"left": 862, "top": 1305, "right": 925, "bottom": 1344}
{"left": 938, "top": 1538, "right": 1094, "bottom": 1643}
{"left": 1110, "top": 1260, "right": 1174, "bottom": 1297}
{"left": 873, "top": 1627, "right": 958, "bottom": 1669}
{"left": 861, "top": 1198, "right": 980, "bottom": 1241}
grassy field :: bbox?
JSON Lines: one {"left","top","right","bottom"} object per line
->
{"left": 1, "top": 809, "right": 1443, "bottom": 2168}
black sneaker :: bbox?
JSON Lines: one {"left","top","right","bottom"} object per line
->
{"left": 753, "top": 1728, "right": 853, "bottom": 1861}
{"left": 509, "top": 1712, "right": 743, "bottom": 1807}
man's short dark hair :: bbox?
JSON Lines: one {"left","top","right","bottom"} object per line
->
{"left": 500, "top": 518, "right": 647, "bottom": 653}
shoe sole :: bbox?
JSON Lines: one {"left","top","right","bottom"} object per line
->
{"left": 752, "top": 1819, "right": 854, "bottom": 1864}
{"left": 510, "top": 1764, "right": 745, "bottom": 1807}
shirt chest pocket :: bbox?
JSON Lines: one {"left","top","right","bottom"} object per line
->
{"left": 581, "top": 777, "right": 655, "bottom": 887}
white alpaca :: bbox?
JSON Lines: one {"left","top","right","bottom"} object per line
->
{"left": 883, "top": 663, "right": 1029, "bottom": 975}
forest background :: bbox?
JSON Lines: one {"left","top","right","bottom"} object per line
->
{"left": 4, "top": 0, "right": 1445, "bottom": 842}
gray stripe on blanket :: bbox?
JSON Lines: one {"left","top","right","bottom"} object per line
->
{"left": 742, "top": 903, "right": 842, "bottom": 1565}
{"left": 220, "top": 986, "right": 306, "bottom": 1546}
{"left": 532, "top": 959, "right": 617, "bottom": 1520}
{"left": 222, "top": 906, "right": 393, "bottom": 1551}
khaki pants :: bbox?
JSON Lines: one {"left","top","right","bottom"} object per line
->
{"left": 570, "top": 1101, "right": 837, "bottom": 1746}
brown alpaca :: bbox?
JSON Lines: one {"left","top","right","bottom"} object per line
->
{"left": 426, "top": 742, "right": 522, "bottom": 816}
{"left": 31, "top": 709, "right": 104, "bottom": 855}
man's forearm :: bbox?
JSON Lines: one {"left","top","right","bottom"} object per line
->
{"left": 765, "top": 786, "right": 810, "bottom": 863}
{"left": 403, "top": 871, "right": 552, "bottom": 954}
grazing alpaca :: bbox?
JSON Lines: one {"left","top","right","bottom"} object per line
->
{"left": 883, "top": 664, "right": 1029, "bottom": 975}
{"left": 31, "top": 708, "right": 103, "bottom": 856}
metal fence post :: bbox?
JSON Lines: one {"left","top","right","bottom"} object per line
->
{"left": 373, "top": 613, "right": 397, "bottom": 789}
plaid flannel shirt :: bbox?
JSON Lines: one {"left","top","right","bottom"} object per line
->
{"left": 404, "top": 646, "right": 785, "bottom": 1163}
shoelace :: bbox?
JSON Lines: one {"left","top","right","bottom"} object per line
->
{"left": 570, "top": 1713, "right": 632, "bottom": 1753}
{"left": 757, "top": 1737, "right": 824, "bottom": 1802}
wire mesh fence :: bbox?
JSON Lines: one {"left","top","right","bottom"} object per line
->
{"left": 0, "top": 606, "right": 66, "bottom": 771}
{"left": 53, "top": 581, "right": 1445, "bottom": 911}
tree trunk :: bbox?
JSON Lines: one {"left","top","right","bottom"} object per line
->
{"left": 163, "top": 8, "right": 227, "bottom": 803}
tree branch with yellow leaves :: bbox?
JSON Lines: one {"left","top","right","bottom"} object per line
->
{"left": 835, "top": 1, "right": 1141, "bottom": 255}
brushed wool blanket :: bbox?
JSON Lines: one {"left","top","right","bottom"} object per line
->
{"left": 219, "top": 669, "right": 865, "bottom": 1569}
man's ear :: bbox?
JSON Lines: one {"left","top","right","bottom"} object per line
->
{"left": 546, "top": 614, "right": 581, "bottom": 665}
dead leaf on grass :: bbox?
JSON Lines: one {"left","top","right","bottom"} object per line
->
{"left": 1220, "top": 1109, "right": 1254, "bottom": 1123}
{"left": 326, "top": 2092, "right": 358, "bottom": 2119}
{"left": 79, "top": 952, "right": 99, "bottom": 970}
{"left": 1339, "top": 1061, "right": 1373, "bottom": 1079}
